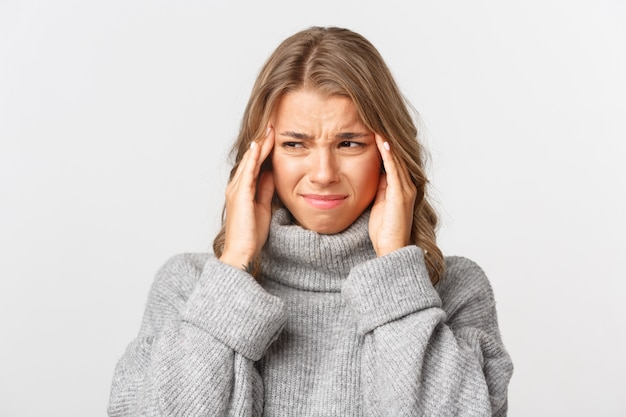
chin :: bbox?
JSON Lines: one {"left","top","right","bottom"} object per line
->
{"left": 312, "top": 226, "right": 345, "bottom": 235}
{"left": 300, "top": 218, "right": 351, "bottom": 235}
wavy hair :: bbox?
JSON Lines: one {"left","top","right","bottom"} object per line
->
{"left": 212, "top": 26, "right": 444, "bottom": 283}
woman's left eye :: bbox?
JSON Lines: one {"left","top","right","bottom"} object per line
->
{"left": 338, "top": 141, "right": 363, "bottom": 148}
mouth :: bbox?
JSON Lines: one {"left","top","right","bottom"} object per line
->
{"left": 301, "top": 194, "right": 347, "bottom": 210}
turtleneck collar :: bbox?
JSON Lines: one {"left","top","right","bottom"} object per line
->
{"left": 259, "top": 208, "right": 376, "bottom": 292}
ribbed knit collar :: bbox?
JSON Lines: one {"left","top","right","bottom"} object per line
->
{"left": 259, "top": 208, "right": 377, "bottom": 292}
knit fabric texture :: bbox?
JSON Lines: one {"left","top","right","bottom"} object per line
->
{"left": 108, "top": 208, "right": 513, "bottom": 416}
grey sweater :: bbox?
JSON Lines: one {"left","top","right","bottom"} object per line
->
{"left": 108, "top": 209, "right": 513, "bottom": 416}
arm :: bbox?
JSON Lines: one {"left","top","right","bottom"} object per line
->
{"left": 109, "top": 125, "right": 278, "bottom": 416}
{"left": 342, "top": 247, "right": 513, "bottom": 416}
{"left": 108, "top": 254, "right": 285, "bottom": 417}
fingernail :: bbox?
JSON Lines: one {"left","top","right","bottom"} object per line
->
{"left": 250, "top": 141, "right": 257, "bottom": 150}
{"left": 383, "top": 142, "right": 390, "bottom": 151}
{"left": 266, "top": 126, "right": 271, "bottom": 136}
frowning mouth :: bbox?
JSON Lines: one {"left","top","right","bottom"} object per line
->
{"left": 301, "top": 194, "right": 347, "bottom": 209}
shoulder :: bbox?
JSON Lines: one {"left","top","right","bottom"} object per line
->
{"left": 439, "top": 256, "right": 494, "bottom": 295}
{"left": 138, "top": 253, "right": 213, "bottom": 333}
{"left": 436, "top": 256, "right": 498, "bottom": 324}
{"left": 149, "top": 252, "right": 212, "bottom": 305}
{"left": 155, "top": 253, "right": 211, "bottom": 281}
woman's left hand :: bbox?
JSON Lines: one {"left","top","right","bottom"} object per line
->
{"left": 369, "top": 134, "right": 417, "bottom": 257}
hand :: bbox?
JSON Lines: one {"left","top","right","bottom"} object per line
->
{"left": 219, "top": 126, "right": 275, "bottom": 271}
{"left": 369, "top": 134, "right": 417, "bottom": 257}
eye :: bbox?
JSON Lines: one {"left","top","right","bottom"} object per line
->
{"left": 282, "top": 141, "right": 304, "bottom": 148}
{"left": 338, "top": 141, "right": 364, "bottom": 148}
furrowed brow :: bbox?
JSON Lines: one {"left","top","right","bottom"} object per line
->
{"left": 335, "top": 132, "right": 369, "bottom": 140}
{"left": 280, "top": 131, "right": 314, "bottom": 140}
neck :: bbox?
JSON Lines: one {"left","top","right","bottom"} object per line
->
{"left": 259, "top": 208, "right": 376, "bottom": 292}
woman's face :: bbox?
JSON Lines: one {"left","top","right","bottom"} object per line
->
{"left": 270, "top": 89, "right": 382, "bottom": 234}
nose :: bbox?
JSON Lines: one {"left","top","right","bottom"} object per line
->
{"left": 308, "top": 149, "right": 340, "bottom": 185}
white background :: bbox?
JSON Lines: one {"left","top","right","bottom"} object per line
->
{"left": 1, "top": 0, "right": 625, "bottom": 416}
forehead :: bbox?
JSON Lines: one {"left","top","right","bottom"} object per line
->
{"left": 272, "top": 89, "right": 363, "bottom": 128}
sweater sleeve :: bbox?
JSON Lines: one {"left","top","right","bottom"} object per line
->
{"left": 342, "top": 246, "right": 513, "bottom": 417}
{"left": 108, "top": 253, "right": 286, "bottom": 417}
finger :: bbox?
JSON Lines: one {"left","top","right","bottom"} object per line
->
{"left": 375, "top": 134, "right": 415, "bottom": 196}
{"left": 231, "top": 140, "right": 261, "bottom": 198}
{"left": 229, "top": 138, "right": 257, "bottom": 187}
{"left": 375, "top": 134, "right": 401, "bottom": 190}
{"left": 240, "top": 125, "right": 274, "bottom": 182}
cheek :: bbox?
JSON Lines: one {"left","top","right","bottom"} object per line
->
{"left": 271, "top": 153, "right": 298, "bottom": 194}
{"left": 360, "top": 169, "right": 381, "bottom": 199}
{"left": 350, "top": 155, "right": 381, "bottom": 197}
{"left": 359, "top": 156, "right": 380, "bottom": 189}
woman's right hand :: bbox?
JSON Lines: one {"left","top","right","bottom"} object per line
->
{"left": 219, "top": 126, "right": 275, "bottom": 272}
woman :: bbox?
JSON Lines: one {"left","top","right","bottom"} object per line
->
{"left": 109, "top": 27, "right": 513, "bottom": 416}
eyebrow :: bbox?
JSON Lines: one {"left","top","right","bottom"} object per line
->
{"left": 279, "top": 131, "right": 370, "bottom": 140}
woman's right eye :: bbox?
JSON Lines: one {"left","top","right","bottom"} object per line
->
{"left": 282, "top": 141, "right": 304, "bottom": 148}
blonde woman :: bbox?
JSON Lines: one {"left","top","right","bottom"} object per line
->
{"left": 109, "top": 26, "right": 513, "bottom": 416}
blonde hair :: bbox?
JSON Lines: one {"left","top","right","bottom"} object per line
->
{"left": 213, "top": 26, "right": 444, "bottom": 284}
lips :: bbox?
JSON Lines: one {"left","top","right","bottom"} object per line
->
{"left": 301, "top": 194, "right": 347, "bottom": 210}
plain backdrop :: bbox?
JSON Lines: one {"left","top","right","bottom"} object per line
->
{"left": 1, "top": 0, "right": 625, "bottom": 416}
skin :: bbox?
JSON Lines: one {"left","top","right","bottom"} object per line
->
{"left": 271, "top": 90, "right": 381, "bottom": 235}
{"left": 219, "top": 88, "right": 417, "bottom": 271}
